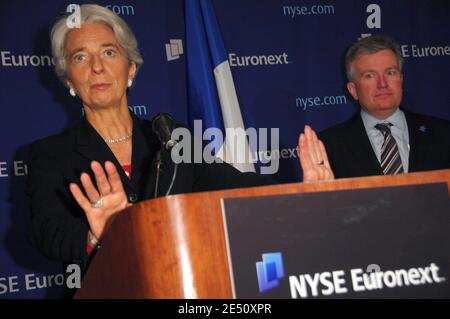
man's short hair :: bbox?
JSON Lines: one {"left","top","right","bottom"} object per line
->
{"left": 345, "top": 34, "right": 403, "bottom": 82}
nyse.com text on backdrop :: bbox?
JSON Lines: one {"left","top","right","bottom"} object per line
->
{"left": 171, "top": 120, "right": 281, "bottom": 174}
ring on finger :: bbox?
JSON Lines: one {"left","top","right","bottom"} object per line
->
{"left": 317, "top": 159, "right": 324, "bottom": 165}
{"left": 91, "top": 197, "right": 104, "bottom": 208}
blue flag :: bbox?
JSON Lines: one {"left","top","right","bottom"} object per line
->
{"left": 185, "top": 0, "right": 255, "bottom": 172}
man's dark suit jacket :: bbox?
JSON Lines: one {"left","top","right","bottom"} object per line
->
{"left": 27, "top": 115, "right": 272, "bottom": 271}
{"left": 319, "top": 110, "right": 450, "bottom": 179}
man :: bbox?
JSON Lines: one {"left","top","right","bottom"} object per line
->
{"left": 319, "top": 35, "right": 450, "bottom": 179}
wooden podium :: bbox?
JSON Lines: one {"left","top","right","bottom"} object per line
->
{"left": 74, "top": 169, "right": 450, "bottom": 298}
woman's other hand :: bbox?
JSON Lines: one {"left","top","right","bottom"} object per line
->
{"left": 298, "top": 125, "right": 335, "bottom": 182}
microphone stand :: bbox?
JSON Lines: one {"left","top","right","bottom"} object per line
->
{"left": 154, "top": 143, "right": 178, "bottom": 198}
{"left": 153, "top": 150, "right": 162, "bottom": 198}
{"left": 166, "top": 161, "right": 178, "bottom": 196}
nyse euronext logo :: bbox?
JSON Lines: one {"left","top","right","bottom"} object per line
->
{"left": 166, "top": 39, "right": 184, "bottom": 61}
{"left": 255, "top": 252, "right": 446, "bottom": 298}
{"left": 229, "top": 53, "right": 289, "bottom": 67}
{"left": 256, "top": 252, "right": 285, "bottom": 293}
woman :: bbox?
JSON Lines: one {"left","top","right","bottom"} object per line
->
{"left": 28, "top": 4, "right": 148, "bottom": 270}
{"left": 28, "top": 4, "right": 332, "bottom": 274}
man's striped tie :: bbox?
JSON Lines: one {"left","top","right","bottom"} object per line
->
{"left": 375, "top": 123, "right": 404, "bottom": 175}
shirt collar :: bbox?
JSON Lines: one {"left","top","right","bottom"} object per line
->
{"left": 361, "top": 108, "right": 406, "bottom": 132}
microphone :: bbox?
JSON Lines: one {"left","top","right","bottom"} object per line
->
{"left": 151, "top": 112, "right": 178, "bottom": 197}
{"left": 151, "top": 112, "right": 178, "bottom": 150}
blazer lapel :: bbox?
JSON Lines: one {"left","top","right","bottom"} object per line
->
{"left": 347, "top": 115, "right": 383, "bottom": 176}
{"left": 405, "top": 111, "right": 427, "bottom": 172}
{"left": 128, "top": 115, "right": 159, "bottom": 196}
{"left": 75, "top": 118, "right": 132, "bottom": 190}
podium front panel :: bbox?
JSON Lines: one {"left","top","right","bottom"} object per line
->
{"left": 222, "top": 183, "right": 450, "bottom": 298}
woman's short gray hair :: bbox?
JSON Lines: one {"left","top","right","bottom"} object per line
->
{"left": 51, "top": 4, "right": 143, "bottom": 85}
{"left": 345, "top": 34, "right": 403, "bottom": 82}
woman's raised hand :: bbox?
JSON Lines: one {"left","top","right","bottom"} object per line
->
{"left": 69, "top": 161, "right": 131, "bottom": 240}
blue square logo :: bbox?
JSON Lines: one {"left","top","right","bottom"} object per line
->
{"left": 256, "top": 252, "right": 285, "bottom": 293}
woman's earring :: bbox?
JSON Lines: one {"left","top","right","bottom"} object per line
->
{"left": 69, "top": 88, "right": 76, "bottom": 97}
{"left": 127, "top": 79, "right": 133, "bottom": 88}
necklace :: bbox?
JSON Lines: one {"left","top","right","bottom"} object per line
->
{"left": 104, "top": 134, "right": 132, "bottom": 144}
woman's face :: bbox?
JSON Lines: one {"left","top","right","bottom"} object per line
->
{"left": 65, "top": 22, "right": 136, "bottom": 110}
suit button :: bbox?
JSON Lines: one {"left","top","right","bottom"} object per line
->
{"left": 128, "top": 194, "right": 138, "bottom": 203}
